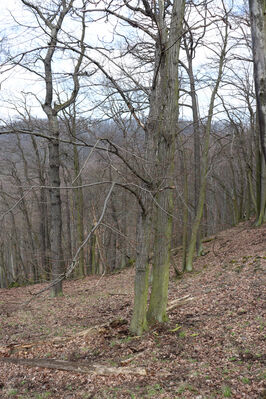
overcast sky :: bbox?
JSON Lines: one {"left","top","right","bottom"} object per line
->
{"left": 0, "top": 0, "right": 116, "bottom": 121}
{"left": 0, "top": 0, "right": 255, "bottom": 124}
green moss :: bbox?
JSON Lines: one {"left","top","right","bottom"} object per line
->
{"left": 179, "top": 330, "right": 186, "bottom": 338}
{"left": 176, "top": 383, "right": 198, "bottom": 394}
{"left": 147, "top": 383, "right": 164, "bottom": 396}
{"left": 7, "top": 389, "right": 18, "bottom": 396}
{"left": 34, "top": 392, "right": 52, "bottom": 398}
{"left": 222, "top": 385, "right": 232, "bottom": 397}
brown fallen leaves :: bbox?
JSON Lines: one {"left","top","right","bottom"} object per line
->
{"left": 0, "top": 220, "right": 265, "bottom": 398}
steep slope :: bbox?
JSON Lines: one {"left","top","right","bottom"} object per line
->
{"left": 0, "top": 221, "right": 265, "bottom": 398}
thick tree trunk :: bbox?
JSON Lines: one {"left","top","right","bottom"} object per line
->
{"left": 249, "top": 0, "right": 266, "bottom": 164}
{"left": 257, "top": 155, "right": 266, "bottom": 224}
{"left": 48, "top": 115, "right": 63, "bottom": 297}
{"left": 129, "top": 212, "right": 150, "bottom": 335}
{"left": 147, "top": 186, "right": 172, "bottom": 324}
{"left": 30, "top": 136, "right": 50, "bottom": 280}
{"left": 146, "top": 0, "right": 185, "bottom": 325}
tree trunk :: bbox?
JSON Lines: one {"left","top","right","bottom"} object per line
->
{"left": 63, "top": 172, "right": 73, "bottom": 267}
{"left": 72, "top": 119, "right": 85, "bottom": 277}
{"left": 185, "top": 18, "right": 229, "bottom": 271}
{"left": 185, "top": 39, "right": 202, "bottom": 253}
{"left": 48, "top": 115, "right": 63, "bottom": 297}
{"left": 257, "top": 154, "right": 266, "bottom": 224}
{"left": 129, "top": 212, "right": 150, "bottom": 335}
{"left": 180, "top": 148, "right": 189, "bottom": 272}
{"left": 147, "top": 186, "right": 172, "bottom": 324}
{"left": 249, "top": 0, "right": 266, "bottom": 164}
{"left": 146, "top": 0, "right": 185, "bottom": 325}
{"left": 90, "top": 233, "right": 97, "bottom": 275}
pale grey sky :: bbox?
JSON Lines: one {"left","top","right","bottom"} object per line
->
{"left": 0, "top": 0, "right": 254, "bottom": 124}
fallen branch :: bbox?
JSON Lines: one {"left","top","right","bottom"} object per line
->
{"left": 0, "top": 357, "right": 147, "bottom": 376}
{"left": 167, "top": 295, "right": 194, "bottom": 312}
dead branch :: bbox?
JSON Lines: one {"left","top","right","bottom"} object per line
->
{"left": 167, "top": 295, "right": 194, "bottom": 312}
{"left": 0, "top": 357, "right": 147, "bottom": 376}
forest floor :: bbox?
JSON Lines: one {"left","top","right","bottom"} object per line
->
{"left": 0, "top": 220, "right": 265, "bottom": 399}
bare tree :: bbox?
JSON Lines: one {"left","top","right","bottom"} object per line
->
{"left": 16, "top": 0, "right": 87, "bottom": 296}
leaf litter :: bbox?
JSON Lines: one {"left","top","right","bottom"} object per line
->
{"left": 0, "top": 220, "right": 265, "bottom": 398}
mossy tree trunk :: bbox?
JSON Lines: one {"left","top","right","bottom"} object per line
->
{"left": 146, "top": 0, "right": 185, "bottom": 325}
{"left": 249, "top": 0, "right": 266, "bottom": 164}
{"left": 129, "top": 211, "right": 151, "bottom": 335}
{"left": 249, "top": 0, "right": 266, "bottom": 224}
{"left": 129, "top": 0, "right": 185, "bottom": 334}
{"left": 256, "top": 155, "right": 266, "bottom": 224}
{"left": 147, "top": 187, "right": 173, "bottom": 324}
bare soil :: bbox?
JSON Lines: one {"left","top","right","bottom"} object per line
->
{"left": 0, "top": 220, "right": 265, "bottom": 398}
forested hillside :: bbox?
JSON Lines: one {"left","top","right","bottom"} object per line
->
{"left": 0, "top": 0, "right": 266, "bottom": 396}
{"left": 0, "top": 221, "right": 265, "bottom": 398}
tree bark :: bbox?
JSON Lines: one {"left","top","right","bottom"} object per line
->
{"left": 257, "top": 155, "right": 266, "bottom": 224}
{"left": 129, "top": 211, "right": 150, "bottom": 335}
{"left": 249, "top": 0, "right": 266, "bottom": 164}
{"left": 72, "top": 115, "right": 85, "bottom": 277}
{"left": 146, "top": 0, "right": 185, "bottom": 325}
{"left": 47, "top": 115, "right": 63, "bottom": 296}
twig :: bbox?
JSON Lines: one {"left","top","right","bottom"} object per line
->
{"left": 71, "top": 139, "right": 100, "bottom": 184}
{"left": 95, "top": 271, "right": 106, "bottom": 287}
{"left": 107, "top": 292, "right": 128, "bottom": 296}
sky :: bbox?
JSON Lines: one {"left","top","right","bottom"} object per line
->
{"left": 0, "top": 0, "right": 255, "bottom": 125}
{"left": 0, "top": 0, "right": 116, "bottom": 121}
